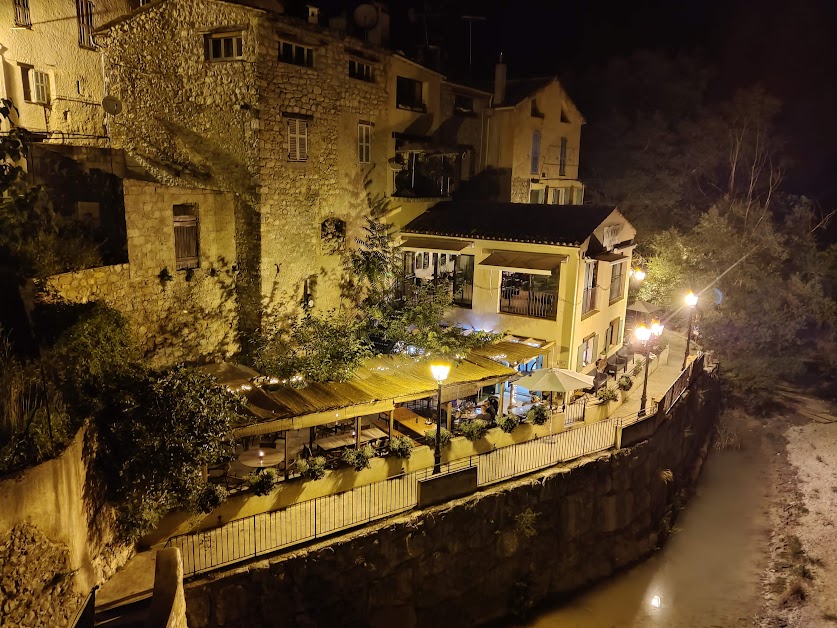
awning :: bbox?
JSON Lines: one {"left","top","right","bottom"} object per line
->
{"left": 473, "top": 339, "right": 554, "bottom": 366}
{"left": 480, "top": 250, "right": 567, "bottom": 275}
{"left": 400, "top": 237, "right": 472, "bottom": 252}
{"left": 592, "top": 252, "right": 629, "bottom": 265}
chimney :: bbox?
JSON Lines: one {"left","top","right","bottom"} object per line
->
{"left": 494, "top": 53, "right": 506, "bottom": 105}
{"left": 307, "top": 4, "right": 320, "bottom": 25}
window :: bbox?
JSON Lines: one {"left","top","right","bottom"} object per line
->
{"left": 357, "top": 123, "right": 371, "bottom": 163}
{"left": 18, "top": 64, "right": 33, "bottom": 102}
{"left": 574, "top": 187, "right": 584, "bottom": 205}
{"left": 173, "top": 205, "right": 199, "bottom": 270}
{"left": 454, "top": 94, "right": 474, "bottom": 115}
{"left": 14, "top": 0, "right": 31, "bottom": 27}
{"left": 348, "top": 59, "right": 373, "bottom": 82}
{"left": 453, "top": 254, "right": 474, "bottom": 308}
{"left": 559, "top": 137, "right": 568, "bottom": 176}
{"left": 396, "top": 76, "right": 424, "bottom": 111}
{"left": 609, "top": 262, "right": 625, "bottom": 303}
{"left": 579, "top": 334, "right": 597, "bottom": 369}
{"left": 287, "top": 118, "right": 308, "bottom": 161}
{"left": 205, "top": 32, "right": 243, "bottom": 61}
{"left": 302, "top": 275, "right": 317, "bottom": 308}
{"left": 530, "top": 99, "right": 544, "bottom": 118}
{"left": 279, "top": 40, "right": 313, "bottom": 67}
{"left": 550, "top": 188, "right": 569, "bottom": 205}
{"left": 529, "top": 187, "right": 545, "bottom": 204}
{"left": 500, "top": 271, "right": 558, "bottom": 320}
{"left": 76, "top": 0, "right": 95, "bottom": 49}
{"left": 531, "top": 130, "right": 541, "bottom": 174}
{"left": 582, "top": 260, "right": 598, "bottom": 314}
{"left": 605, "top": 318, "right": 621, "bottom": 350}
{"left": 32, "top": 70, "right": 50, "bottom": 104}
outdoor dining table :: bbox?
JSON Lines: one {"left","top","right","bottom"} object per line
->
{"left": 238, "top": 448, "right": 285, "bottom": 468}
{"left": 316, "top": 426, "right": 389, "bottom": 452}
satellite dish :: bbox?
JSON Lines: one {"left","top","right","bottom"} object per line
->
{"left": 353, "top": 3, "right": 378, "bottom": 30}
{"left": 102, "top": 95, "right": 122, "bottom": 116}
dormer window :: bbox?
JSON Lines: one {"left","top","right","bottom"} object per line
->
{"left": 279, "top": 40, "right": 314, "bottom": 67}
{"left": 205, "top": 32, "right": 243, "bottom": 61}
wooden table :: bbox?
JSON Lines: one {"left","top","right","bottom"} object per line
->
{"left": 393, "top": 406, "right": 433, "bottom": 439}
{"left": 238, "top": 449, "right": 285, "bottom": 468}
{"left": 316, "top": 426, "right": 390, "bottom": 452}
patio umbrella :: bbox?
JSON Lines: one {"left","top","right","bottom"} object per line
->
{"left": 515, "top": 368, "right": 594, "bottom": 394}
{"left": 626, "top": 300, "right": 661, "bottom": 315}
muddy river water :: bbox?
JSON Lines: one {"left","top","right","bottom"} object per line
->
{"left": 526, "top": 446, "right": 771, "bottom": 627}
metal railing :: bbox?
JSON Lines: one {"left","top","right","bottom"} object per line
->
{"left": 168, "top": 353, "right": 707, "bottom": 577}
{"left": 564, "top": 397, "right": 586, "bottom": 426}
{"left": 500, "top": 288, "right": 557, "bottom": 319}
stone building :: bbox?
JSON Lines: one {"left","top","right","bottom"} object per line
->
{"left": 0, "top": 0, "right": 130, "bottom": 139}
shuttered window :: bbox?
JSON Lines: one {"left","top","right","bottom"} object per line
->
{"left": 14, "top": 0, "right": 31, "bottom": 27}
{"left": 582, "top": 260, "right": 598, "bottom": 314}
{"left": 357, "top": 123, "right": 371, "bottom": 163}
{"left": 32, "top": 71, "right": 50, "bottom": 104}
{"left": 287, "top": 118, "right": 308, "bottom": 162}
{"left": 76, "top": 0, "right": 95, "bottom": 49}
{"left": 609, "top": 262, "right": 625, "bottom": 303}
{"left": 173, "top": 205, "right": 199, "bottom": 270}
{"left": 579, "top": 334, "right": 597, "bottom": 369}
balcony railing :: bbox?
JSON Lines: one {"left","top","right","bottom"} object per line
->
{"left": 500, "top": 287, "right": 557, "bottom": 320}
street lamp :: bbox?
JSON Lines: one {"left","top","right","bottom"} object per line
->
{"left": 430, "top": 361, "right": 451, "bottom": 475}
{"left": 682, "top": 291, "right": 699, "bottom": 370}
{"left": 635, "top": 319, "right": 664, "bottom": 416}
{"left": 631, "top": 267, "right": 647, "bottom": 282}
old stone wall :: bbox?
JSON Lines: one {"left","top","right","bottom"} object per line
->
{"left": 185, "top": 371, "right": 721, "bottom": 627}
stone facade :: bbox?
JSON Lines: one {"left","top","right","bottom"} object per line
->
{"left": 184, "top": 371, "right": 720, "bottom": 627}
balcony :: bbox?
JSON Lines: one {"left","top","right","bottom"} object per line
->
{"left": 499, "top": 271, "right": 558, "bottom": 320}
{"left": 392, "top": 149, "right": 461, "bottom": 199}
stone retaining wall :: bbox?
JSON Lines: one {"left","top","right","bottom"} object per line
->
{"left": 184, "top": 370, "right": 720, "bottom": 627}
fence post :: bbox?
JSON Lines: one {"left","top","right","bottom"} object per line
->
{"left": 253, "top": 515, "right": 257, "bottom": 558}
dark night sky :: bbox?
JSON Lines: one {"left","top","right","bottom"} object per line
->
{"left": 307, "top": 0, "right": 837, "bottom": 208}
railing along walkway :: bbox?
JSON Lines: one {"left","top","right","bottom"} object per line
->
{"left": 168, "top": 353, "right": 706, "bottom": 577}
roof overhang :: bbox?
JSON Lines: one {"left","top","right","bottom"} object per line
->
{"left": 480, "top": 250, "right": 567, "bottom": 275}
{"left": 400, "top": 237, "right": 473, "bottom": 252}
{"left": 473, "top": 338, "right": 555, "bottom": 366}
{"left": 592, "top": 252, "right": 629, "bottom": 265}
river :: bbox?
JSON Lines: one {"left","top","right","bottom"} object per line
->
{"left": 525, "top": 444, "right": 772, "bottom": 627}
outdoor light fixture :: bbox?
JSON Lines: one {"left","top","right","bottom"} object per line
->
{"left": 258, "top": 450, "right": 264, "bottom": 459}
{"left": 635, "top": 320, "right": 664, "bottom": 416}
{"left": 633, "top": 268, "right": 647, "bottom": 281}
{"left": 651, "top": 595, "right": 662, "bottom": 608}
{"left": 683, "top": 291, "right": 699, "bottom": 370}
{"left": 430, "top": 361, "right": 451, "bottom": 475}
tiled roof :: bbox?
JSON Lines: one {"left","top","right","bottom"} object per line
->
{"left": 402, "top": 201, "right": 618, "bottom": 247}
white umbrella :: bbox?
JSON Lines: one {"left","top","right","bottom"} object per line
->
{"left": 515, "top": 368, "right": 594, "bottom": 394}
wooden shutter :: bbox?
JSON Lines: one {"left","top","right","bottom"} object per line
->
{"left": 577, "top": 344, "right": 585, "bottom": 371}
{"left": 591, "top": 334, "right": 599, "bottom": 362}
{"left": 288, "top": 118, "right": 307, "bottom": 161}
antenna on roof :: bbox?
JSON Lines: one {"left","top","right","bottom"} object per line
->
{"left": 461, "top": 15, "right": 486, "bottom": 82}
{"left": 353, "top": 3, "right": 378, "bottom": 40}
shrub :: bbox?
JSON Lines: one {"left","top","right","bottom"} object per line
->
{"left": 526, "top": 405, "right": 550, "bottom": 426}
{"left": 597, "top": 387, "right": 619, "bottom": 403}
{"left": 425, "top": 427, "right": 452, "bottom": 448}
{"left": 296, "top": 455, "right": 327, "bottom": 480}
{"left": 498, "top": 414, "right": 520, "bottom": 433}
{"left": 617, "top": 375, "right": 633, "bottom": 391}
{"left": 389, "top": 435, "right": 414, "bottom": 459}
{"left": 341, "top": 444, "right": 375, "bottom": 471}
{"left": 632, "top": 359, "right": 645, "bottom": 377}
{"left": 193, "top": 484, "right": 228, "bottom": 514}
{"left": 248, "top": 469, "right": 280, "bottom": 496}
{"left": 460, "top": 418, "right": 490, "bottom": 441}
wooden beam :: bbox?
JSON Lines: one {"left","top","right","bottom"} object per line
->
{"left": 283, "top": 432, "right": 289, "bottom": 480}
{"left": 388, "top": 409, "right": 394, "bottom": 439}
{"left": 355, "top": 417, "right": 361, "bottom": 448}
{"left": 445, "top": 401, "right": 453, "bottom": 430}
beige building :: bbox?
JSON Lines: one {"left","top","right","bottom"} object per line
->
{"left": 0, "top": 0, "right": 129, "bottom": 138}
{"left": 400, "top": 201, "right": 636, "bottom": 374}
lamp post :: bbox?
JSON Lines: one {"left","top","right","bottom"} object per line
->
{"left": 631, "top": 267, "right": 647, "bottom": 282}
{"left": 635, "top": 320, "right": 664, "bottom": 416}
{"left": 682, "top": 291, "right": 698, "bottom": 370}
{"left": 430, "top": 362, "right": 451, "bottom": 475}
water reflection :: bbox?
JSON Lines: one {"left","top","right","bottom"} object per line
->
{"left": 526, "top": 447, "right": 769, "bottom": 627}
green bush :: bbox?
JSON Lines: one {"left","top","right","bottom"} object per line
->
{"left": 459, "top": 418, "right": 490, "bottom": 441}
{"left": 193, "top": 483, "right": 228, "bottom": 513}
{"left": 596, "top": 387, "right": 619, "bottom": 403}
{"left": 425, "top": 426, "right": 452, "bottom": 448}
{"left": 248, "top": 469, "right": 280, "bottom": 496}
{"left": 617, "top": 375, "right": 633, "bottom": 391}
{"left": 296, "top": 455, "right": 327, "bottom": 480}
{"left": 389, "top": 435, "right": 414, "bottom": 459}
{"left": 498, "top": 414, "right": 521, "bottom": 433}
{"left": 632, "top": 359, "right": 645, "bottom": 377}
{"left": 341, "top": 444, "right": 375, "bottom": 471}
{"left": 526, "top": 405, "right": 550, "bottom": 426}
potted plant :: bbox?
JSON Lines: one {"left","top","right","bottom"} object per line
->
{"left": 390, "top": 435, "right": 414, "bottom": 459}
{"left": 296, "top": 456, "right": 327, "bottom": 480}
{"left": 617, "top": 375, "right": 633, "bottom": 391}
{"left": 425, "top": 427, "right": 452, "bottom": 448}
{"left": 248, "top": 468, "right": 279, "bottom": 496}
{"left": 460, "top": 418, "right": 490, "bottom": 441}
{"left": 193, "top": 483, "right": 228, "bottom": 513}
{"left": 596, "top": 387, "right": 619, "bottom": 403}
{"left": 632, "top": 359, "right": 645, "bottom": 377}
{"left": 526, "top": 404, "right": 550, "bottom": 426}
{"left": 341, "top": 444, "right": 375, "bottom": 471}
{"left": 498, "top": 414, "right": 521, "bottom": 433}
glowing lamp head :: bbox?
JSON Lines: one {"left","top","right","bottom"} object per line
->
{"left": 651, "top": 595, "right": 662, "bottom": 608}
{"left": 685, "top": 291, "right": 698, "bottom": 308}
{"left": 650, "top": 320, "right": 664, "bottom": 337}
{"left": 430, "top": 362, "right": 451, "bottom": 383}
{"left": 633, "top": 268, "right": 647, "bottom": 281}
{"left": 258, "top": 450, "right": 264, "bottom": 458}
{"left": 635, "top": 324, "right": 651, "bottom": 342}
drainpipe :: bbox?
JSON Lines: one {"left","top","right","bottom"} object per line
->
{"left": 567, "top": 249, "right": 581, "bottom": 370}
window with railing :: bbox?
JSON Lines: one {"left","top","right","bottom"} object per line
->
{"left": 500, "top": 271, "right": 558, "bottom": 320}
{"left": 393, "top": 150, "right": 460, "bottom": 198}
{"left": 14, "top": 0, "right": 31, "bottom": 27}
{"left": 173, "top": 204, "right": 199, "bottom": 270}
{"left": 76, "top": 0, "right": 95, "bottom": 48}
{"left": 609, "top": 261, "right": 625, "bottom": 303}
{"left": 582, "top": 260, "right": 598, "bottom": 314}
